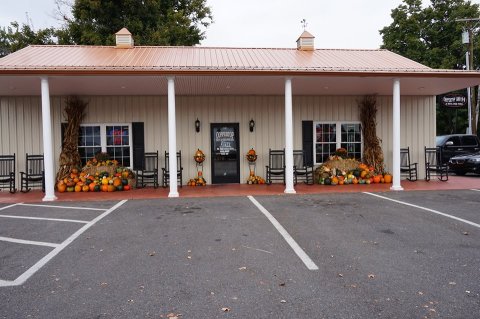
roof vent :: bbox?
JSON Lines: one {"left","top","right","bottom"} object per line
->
{"left": 296, "top": 30, "right": 315, "bottom": 51}
{"left": 115, "top": 28, "right": 134, "bottom": 48}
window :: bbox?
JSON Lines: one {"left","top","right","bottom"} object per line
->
{"left": 78, "top": 124, "right": 132, "bottom": 167}
{"left": 78, "top": 126, "right": 102, "bottom": 165}
{"left": 314, "top": 122, "right": 362, "bottom": 164}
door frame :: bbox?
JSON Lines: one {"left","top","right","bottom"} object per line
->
{"left": 210, "top": 123, "right": 240, "bottom": 184}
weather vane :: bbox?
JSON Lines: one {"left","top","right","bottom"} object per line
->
{"left": 301, "top": 19, "right": 308, "bottom": 30}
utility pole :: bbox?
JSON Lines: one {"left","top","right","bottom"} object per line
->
{"left": 457, "top": 18, "right": 480, "bottom": 135}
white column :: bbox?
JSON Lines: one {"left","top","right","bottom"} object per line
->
{"left": 167, "top": 76, "right": 179, "bottom": 197}
{"left": 40, "top": 76, "right": 57, "bottom": 201}
{"left": 391, "top": 78, "right": 403, "bottom": 191}
{"left": 284, "top": 77, "right": 296, "bottom": 194}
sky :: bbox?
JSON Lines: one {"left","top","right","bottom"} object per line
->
{"left": 1, "top": 0, "right": 479, "bottom": 49}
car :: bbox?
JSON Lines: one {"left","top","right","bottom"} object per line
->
{"left": 436, "top": 134, "right": 480, "bottom": 164}
{"left": 449, "top": 152, "right": 480, "bottom": 175}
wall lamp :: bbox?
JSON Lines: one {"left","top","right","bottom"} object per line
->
{"left": 249, "top": 118, "right": 255, "bottom": 132}
{"left": 195, "top": 118, "right": 201, "bottom": 133}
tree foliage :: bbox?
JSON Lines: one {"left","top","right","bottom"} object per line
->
{"left": 0, "top": 0, "right": 212, "bottom": 56}
{"left": 380, "top": 0, "right": 480, "bottom": 135}
{"left": 0, "top": 22, "right": 56, "bottom": 57}
{"left": 58, "top": 0, "right": 212, "bottom": 46}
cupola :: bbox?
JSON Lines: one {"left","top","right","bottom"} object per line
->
{"left": 115, "top": 28, "right": 134, "bottom": 48}
{"left": 296, "top": 30, "right": 315, "bottom": 51}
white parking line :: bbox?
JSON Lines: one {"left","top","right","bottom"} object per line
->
{"left": 248, "top": 196, "right": 319, "bottom": 271}
{"left": 19, "top": 203, "right": 107, "bottom": 211}
{"left": 0, "top": 236, "right": 59, "bottom": 248}
{"left": 0, "top": 199, "right": 127, "bottom": 287}
{"left": 364, "top": 192, "right": 480, "bottom": 229}
{"left": 0, "top": 203, "right": 20, "bottom": 211}
{"left": 0, "top": 214, "right": 89, "bottom": 224}
{"left": 471, "top": 189, "right": 480, "bottom": 192}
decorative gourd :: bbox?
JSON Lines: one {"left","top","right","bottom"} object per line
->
{"left": 194, "top": 149, "right": 206, "bottom": 163}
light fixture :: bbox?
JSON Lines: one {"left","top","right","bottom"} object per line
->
{"left": 195, "top": 118, "right": 201, "bottom": 133}
{"left": 249, "top": 118, "right": 255, "bottom": 132}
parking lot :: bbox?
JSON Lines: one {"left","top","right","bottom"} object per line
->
{"left": 0, "top": 190, "right": 479, "bottom": 318}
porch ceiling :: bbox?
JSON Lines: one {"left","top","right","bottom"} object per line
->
{"left": 0, "top": 74, "right": 479, "bottom": 96}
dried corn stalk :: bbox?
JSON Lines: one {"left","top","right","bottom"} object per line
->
{"left": 359, "top": 95, "right": 384, "bottom": 173}
{"left": 55, "top": 96, "right": 87, "bottom": 182}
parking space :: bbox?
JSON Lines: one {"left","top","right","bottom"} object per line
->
{"left": 0, "top": 191, "right": 479, "bottom": 318}
{"left": 0, "top": 200, "right": 126, "bottom": 287}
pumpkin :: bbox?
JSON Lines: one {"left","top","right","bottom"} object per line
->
{"left": 74, "top": 185, "right": 82, "bottom": 192}
{"left": 101, "top": 184, "right": 109, "bottom": 192}
{"left": 384, "top": 174, "right": 392, "bottom": 183}
{"left": 113, "top": 178, "right": 122, "bottom": 187}
{"left": 324, "top": 177, "right": 332, "bottom": 185}
{"left": 373, "top": 175, "right": 381, "bottom": 183}
{"left": 107, "top": 185, "right": 116, "bottom": 192}
{"left": 82, "top": 185, "right": 89, "bottom": 192}
{"left": 123, "top": 185, "right": 130, "bottom": 191}
{"left": 57, "top": 183, "right": 66, "bottom": 193}
{"left": 121, "top": 179, "right": 128, "bottom": 186}
{"left": 67, "top": 186, "right": 75, "bottom": 192}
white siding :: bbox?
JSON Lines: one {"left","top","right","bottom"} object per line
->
{"left": 0, "top": 94, "right": 436, "bottom": 185}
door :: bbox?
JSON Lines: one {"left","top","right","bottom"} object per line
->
{"left": 211, "top": 123, "right": 240, "bottom": 184}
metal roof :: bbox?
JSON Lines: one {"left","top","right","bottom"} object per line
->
{"left": 1, "top": 44, "right": 479, "bottom": 97}
{"left": 0, "top": 45, "right": 434, "bottom": 74}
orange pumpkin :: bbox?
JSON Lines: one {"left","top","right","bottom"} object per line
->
{"left": 384, "top": 174, "right": 392, "bottom": 183}
{"left": 57, "top": 183, "right": 66, "bottom": 193}
{"left": 101, "top": 184, "right": 109, "bottom": 192}
{"left": 123, "top": 185, "right": 130, "bottom": 191}
{"left": 74, "top": 185, "right": 82, "bottom": 192}
{"left": 107, "top": 185, "right": 116, "bottom": 192}
{"left": 113, "top": 178, "right": 122, "bottom": 187}
{"left": 89, "top": 182, "right": 96, "bottom": 192}
{"left": 82, "top": 185, "right": 89, "bottom": 192}
{"left": 373, "top": 175, "right": 381, "bottom": 183}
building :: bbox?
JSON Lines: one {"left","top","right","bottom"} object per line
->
{"left": 1, "top": 29, "right": 479, "bottom": 200}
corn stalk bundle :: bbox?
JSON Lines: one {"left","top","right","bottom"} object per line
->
{"left": 358, "top": 95, "right": 384, "bottom": 173}
{"left": 55, "top": 96, "right": 87, "bottom": 182}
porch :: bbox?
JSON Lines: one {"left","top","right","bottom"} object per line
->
{"left": 1, "top": 175, "right": 479, "bottom": 204}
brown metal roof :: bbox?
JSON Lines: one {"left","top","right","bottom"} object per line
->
{"left": 0, "top": 45, "right": 435, "bottom": 75}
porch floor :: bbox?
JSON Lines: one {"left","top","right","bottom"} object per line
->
{"left": 1, "top": 175, "right": 479, "bottom": 204}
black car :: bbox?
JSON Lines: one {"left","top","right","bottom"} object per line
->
{"left": 436, "top": 134, "right": 480, "bottom": 164}
{"left": 449, "top": 152, "right": 480, "bottom": 175}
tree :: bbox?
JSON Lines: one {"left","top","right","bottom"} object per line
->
{"left": 57, "top": 0, "right": 212, "bottom": 46}
{"left": 380, "top": 0, "right": 480, "bottom": 135}
{"left": 1, "top": 0, "right": 213, "bottom": 56}
{"left": 0, "top": 22, "right": 56, "bottom": 57}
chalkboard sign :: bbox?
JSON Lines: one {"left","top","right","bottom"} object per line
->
{"left": 214, "top": 127, "right": 237, "bottom": 155}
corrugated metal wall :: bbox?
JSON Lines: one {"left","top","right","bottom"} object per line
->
{"left": 0, "top": 95, "right": 436, "bottom": 185}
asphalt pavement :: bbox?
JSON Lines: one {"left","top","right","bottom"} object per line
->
{"left": 0, "top": 190, "right": 479, "bottom": 318}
